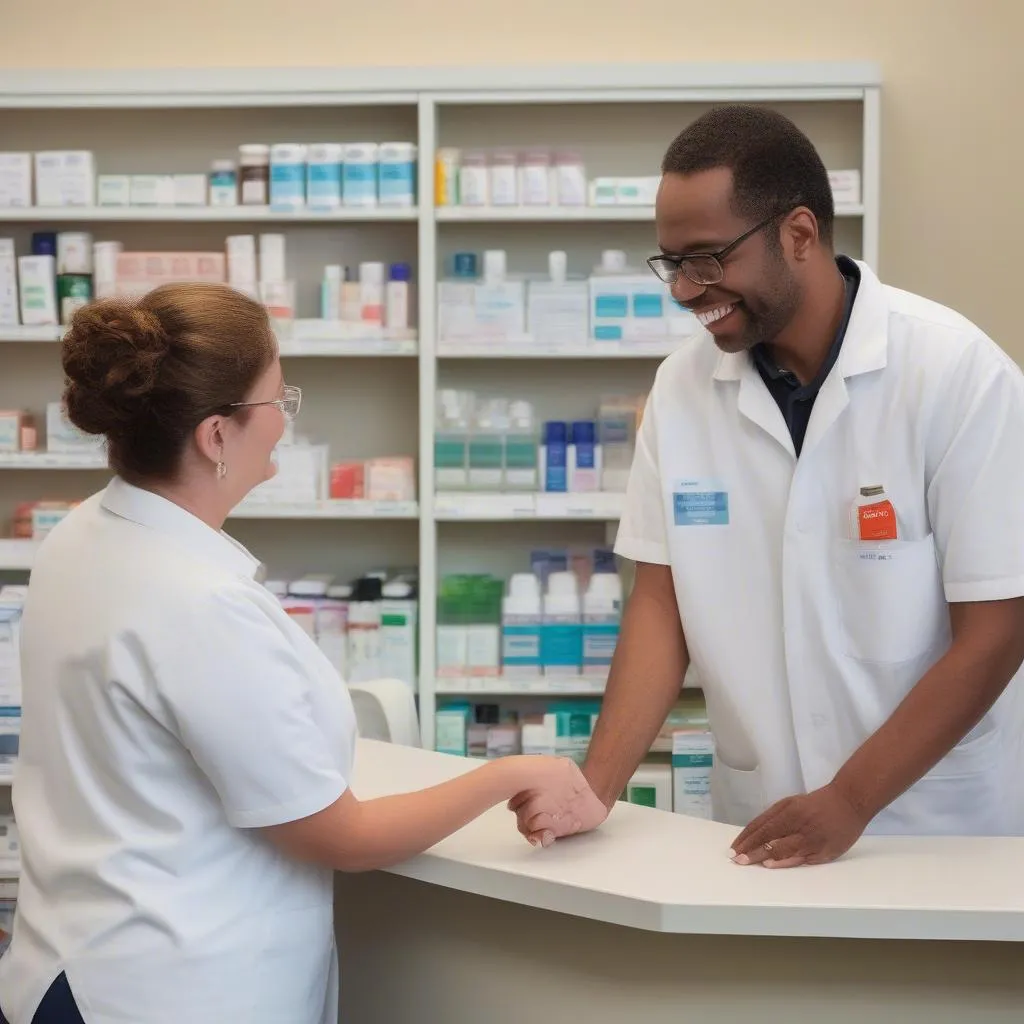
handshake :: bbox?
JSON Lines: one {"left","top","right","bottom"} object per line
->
{"left": 504, "top": 756, "right": 610, "bottom": 848}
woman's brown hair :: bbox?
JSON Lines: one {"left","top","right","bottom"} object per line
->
{"left": 61, "top": 283, "right": 276, "bottom": 482}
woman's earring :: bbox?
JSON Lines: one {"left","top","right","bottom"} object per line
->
{"left": 216, "top": 446, "right": 227, "bottom": 480}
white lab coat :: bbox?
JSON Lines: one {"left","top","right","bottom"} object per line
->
{"left": 0, "top": 478, "right": 356, "bottom": 1024}
{"left": 616, "top": 260, "right": 1024, "bottom": 836}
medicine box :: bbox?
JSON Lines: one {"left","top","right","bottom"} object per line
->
{"left": 248, "top": 443, "right": 328, "bottom": 505}
{"left": 671, "top": 730, "right": 714, "bottom": 818}
{"left": 0, "top": 240, "right": 18, "bottom": 326}
{"left": 828, "top": 169, "right": 862, "bottom": 206}
{"left": 34, "top": 151, "right": 95, "bottom": 207}
{"left": 365, "top": 457, "right": 415, "bottom": 502}
{"left": 473, "top": 281, "right": 526, "bottom": 337}
{"left": 114, "top": 252, "right": 226, "bottom": 298}
{"left": 130, "top": 175, "right": 175, "bottom": 206}
{"left": 173, "top": 174, "right": 208, "bottom": 207}
{"left": 0, "top": 411, "right": 26, "bottom": 453}
{"left": 46, "top": 402, "right": 104, "bottom": 453}
{"left": 97, "top": 175, "right": 131, "bottom": 207}
{"left": 590, "top": 274, "right": 670, "bottom": 343}
{"left": 18, "top": 256, "right": 58, "bottom": 326}
{"left": 435, "top": 703, "right": 471, "bottom": 756}
{"left": 626, "top": 763, "right": 673, "bottom": 811}
{"left": 527, "top": 280, "right": 589, "bottom": 346}
{"left": 0, "top": 154, "right": 32, "bottom": 209}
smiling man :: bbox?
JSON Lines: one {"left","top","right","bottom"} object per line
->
{"left": 511, "top": 104, "right": 1024, "bottom": 866}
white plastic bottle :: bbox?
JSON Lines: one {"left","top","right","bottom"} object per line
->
{"left": 320, "top": 264, "right": 342, "bottom": 320}
{"left": 435, "top": 389, "right": 472, "bottom": 490}
{"left": 504, "top": 400, "right": 538, "bottom": 492}
{"left": 347, "top": 576, "right": 382, "bottom": 683}
{"left": 358, "top": 261, "right": 385, "bottom": 330}
{"left": 582, "top": 572, "right": 622, "bottom": 676}
{"left": 541, "top": 571, "right": 582, "bottom": 678}
{"left": 385, "top": 262, "right": 411, "bottom": 332}
{"left": 501, "top": 573, "right": 542, "bottom": 677}
{"left": 568, "top": 420, "right": 602, "bottom": 492}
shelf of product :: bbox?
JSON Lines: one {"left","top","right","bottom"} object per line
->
{"left": 1, "top": 230, "right": 416, "bottom": 332}
{"left": 434, "top": 146, "right": 863, "bottom": 214}
{"left": 266, "top": 571, "right": 418, "bottom": 691}
{"left": 435, "top": 391, "right": 643, "bottom": 497}
{"left": 436, "top": 548, "right": 621, "bottom": 682}
{"left": 0, "top": 63, "right": 882, "bottom": 751}
{"left": 438, "top": 248, "right": 701, "bottom": 351}
{"left": 0, "top": 142, "right": 418, "bottom": 215}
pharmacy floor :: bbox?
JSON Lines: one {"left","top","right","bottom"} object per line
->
{"left": 335, "top": 742, "right": 1024, "bottom": 1024}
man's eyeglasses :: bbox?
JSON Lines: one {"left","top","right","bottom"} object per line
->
{"left": 227, "top": 384, "right": 302, "bottom": 421}
{"left": 646, "top": 208, "right": 793, "bottom": 288}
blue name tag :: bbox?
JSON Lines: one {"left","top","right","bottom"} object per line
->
{"left": 673, "top": 479, "right": 729, "bottom": 526}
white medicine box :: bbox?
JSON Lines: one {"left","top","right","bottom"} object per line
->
{"left": 671, "top": 730, "right": 714, "bottom": 818}
{"left": 46, "top": 401, "right": 104, "bottom": 453}
{"left": 0, "top": 154, "right": 32, "bottom": 209}
{"left": 34, "top": 151, "right": 95, "bottom": 207}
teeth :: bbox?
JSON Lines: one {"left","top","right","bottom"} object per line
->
{"left": 697, "top": 304, "right": 735, "bottom": 327}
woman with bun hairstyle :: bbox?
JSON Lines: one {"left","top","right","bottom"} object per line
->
{"left": 0, "top": 283, "right": 590, "bottom": 1024}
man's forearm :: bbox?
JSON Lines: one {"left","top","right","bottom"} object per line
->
{"left": 583, "top": 563, "right": 688, "bottom": 808}
{"left": 832, "top": 598, "right": 1024, "bottom": 821}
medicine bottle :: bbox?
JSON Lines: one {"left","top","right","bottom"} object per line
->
{"left": 519, "top": 149, "right": 552, "bottom": 206}
{"left": 555, "top": 149, "right": 587, "bottom": 206}
{"left": 238, "top": 144, "right": 270, "bottom": 206}
{"left": 435, "top": 148, "right": 460, "bottom": 207}
{"left": 458, "top": 150, "right": 489, "bottom": 207}
{"left": 488, "top": 150, "right": 518, "bottom": 206}
{"left": 209, "top": 160, "right": 238, "bottom": 207}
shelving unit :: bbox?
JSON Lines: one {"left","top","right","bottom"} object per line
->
{"left": 0, "top": 62, "right": 881, "bottom": 750}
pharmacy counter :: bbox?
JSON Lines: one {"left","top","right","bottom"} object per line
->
{"left": 334, "top": 741, "right": 1024, "bottom": 1024}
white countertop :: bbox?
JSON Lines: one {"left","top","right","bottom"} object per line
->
{"left": 352, "top": 739, "right": 1024, "bottom": 943}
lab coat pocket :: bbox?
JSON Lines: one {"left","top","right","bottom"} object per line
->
{"left": 832, "top": 534, "right": 946, "bottom": 665}
{"left": 870, "top": 727, "right": 1002, "bottom": 835}
{"left": 711, "top": 758, "right": 765, "bottom": 827}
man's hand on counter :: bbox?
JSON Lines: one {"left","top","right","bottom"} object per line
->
{"left": 507, "top": 776, "right": 610, "bottom": 848}
{"left": 729, "top": 783, "right": 869, "bottom": 868}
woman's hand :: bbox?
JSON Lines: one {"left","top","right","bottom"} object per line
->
{"left": 505, "top": 757, "right": 608, "bottom": 848}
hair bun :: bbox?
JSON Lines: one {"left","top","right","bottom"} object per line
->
{"left": 62, "top": 300, "right": 172, "bottom": 437}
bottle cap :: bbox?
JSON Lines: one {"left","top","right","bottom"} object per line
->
{"left": 543, "top": 421, "right": 568, "bottom": 444}
{"left": 548, "top": 250, "right": 568, "bottom": 283}
{"left": 452, "top": 251, "right": 478, "bottom": 278}
{"left": 324, "top": 264, "right": 342, "bottom": 281}
{"left": 571, "top": 421, "right": 596, "bottom": 444}
{"left": 483, "top": 249, "right": 507, "bottom": 284}
{"left": 601, "top": 249, "right": 627, "bottom": 272}
{"left": 359, "top": 261, "right": 385, "bottom": 284}
{"left": 31, "top": 232, "right": 57, "bottom": 257}
{"left": 389, "top": 262, "right": 412, "bottom": 282}
{"left": 547, "top": 570, "right": 580, "bottom": 597}
{"left": 508, "top": 573, "right": 541, "bottom": 600}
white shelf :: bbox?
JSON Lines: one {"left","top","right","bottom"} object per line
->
{"left": 278, "top": 338, "right": 418, "bottom": 357}
{"left": 0, "top": 451, "right": 107, "bottom": 470}
{"left": 0, "top": 539, "right": 39, "bottom": 570}
{"left": 435, "top": 492, "right": 624, "bottom": 521}
{"left": 435, "top": 203, "right": 864, "bottom": 222}
{"left": 438, "top": 339, "right": 681, "bottom": 359}
{"left": 0, "top": 206, "right": 418, "bottom": 223}
{"left": 0, "top": 325, "right": 418, "bottom": 357}
{"left": 434, "top": 675, "right": 607, "bottom": 696}
{"left": 0, "top": 856, "right": 18, "bottom": 879}
{"left": 231, "top": 500, "right": 418, "bottom": 520}
{"left": 0, "top": 64, "right": 882, "bottom": 755}
{"left": 0, "top": 325, "right": 62, "bottom": 342}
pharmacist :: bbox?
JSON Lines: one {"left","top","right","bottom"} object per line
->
{"left": 510, "top": 104, "right": 1024, "bottom": 867}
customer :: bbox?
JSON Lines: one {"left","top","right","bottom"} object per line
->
{"left": 0, "top": 284, "right": 590, "bottom": 1024}
{"left": 510, "top": 104, "right": 1024, "bottom": 864}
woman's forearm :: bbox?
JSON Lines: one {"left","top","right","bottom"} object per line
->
{"left": 263, "top": 756, "right": 552, "bottom": 872}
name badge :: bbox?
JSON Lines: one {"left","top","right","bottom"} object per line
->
{"left": 672, "top": 478, "right": 729, "bottom": 526}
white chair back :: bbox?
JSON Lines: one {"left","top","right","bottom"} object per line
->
{"left": 347, "top": 678, "right": 421, "bottom": 747}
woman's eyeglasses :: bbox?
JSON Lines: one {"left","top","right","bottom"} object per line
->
{"left": 227, "top": 384, "right": 302, "bottom": 421}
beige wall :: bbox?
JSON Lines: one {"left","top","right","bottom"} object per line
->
{"left": 2, "top": 0, "right": 1021, "bottom": 355}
